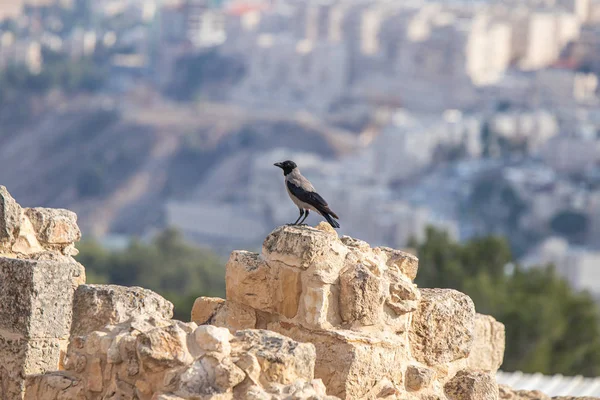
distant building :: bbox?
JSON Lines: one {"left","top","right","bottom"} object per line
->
{"left": 535, "top": 67, "right": 599, "bottom": 106}
{"left": 365, "top": 109, "right": 482, "bottom": 184}
{"left": 520, "top": 11, "right": 580, "bottom": 70}
{"left": 233, "top": 33, "right": 348, "bottom": 113}
{"left": 540, "top": 133, "right": 600, "bottom": 173}
{"left": 489, "top": 109, "right": 559, "bottom": 154}
{"left": 467, "top": 13, "right": 512, "bottom": 85}
{"left": 0, "top": 0, "right": 24, "bottom": 21}
{"left": 0, "top": 35, "right": 42, "bottom": 73}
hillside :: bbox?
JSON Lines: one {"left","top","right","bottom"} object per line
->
{"left": 0, "top": 94, "right": 358, "bottom": 238}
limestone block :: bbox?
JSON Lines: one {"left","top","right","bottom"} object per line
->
{"left": 225, "top": 251, "right": 274, "bottom": 312}
{"left": 409, "top": 289, "right": 475, "bottom": 366}
{"left": 385, "top": 270, "right": 420, "bottom": 315}
{"left": 299, "top": 282, "right": 340, "bottom": 329}
{"left": 175, "top": 356, "right": 245, "bottom": 398}
{"left": 71, "top": 284, "right": 174, "bottom": 336}
{"left": 270, "top": 322, "right": 408, "bottom": 399}
{"left": 444, "top": 370, "right": 498, "bottom": 400}
{"left": 275, "top": 266, "right": 302, "bottom": 318}
{"left": 271, "top": 379, "right": 340, "bottom": 400}
{"left": 24, "top": 372, "right": 85, "bottom": 400}
{"left": 0, "top": 186, "right": 22, "bottom": 248}
{"left": 191, "top": 298, "right": 264, "bottom": 332}
{"left": 405, "top": 365, "right": 435, "bottom": 392}
{"left": 232, "top": 329, "right": 316, "bottom": 385}
{"left": 262, "top": 226, "right": 348, "bottom": 280}
{"left": 136, "top": 323, "right": 194, "bottom": 372}
{"left": 0, "top": 257, "right": 84, "bottom": 338}
{"left": 86, "top": 357, "right": 103, "bottom": 392}
{"left": 213, "top": 301, "right": 257, "bottom": 331}
{"left": 193, "top": 325, "right": 232, "bottom": 356}
{"left": 378, "top": 247, "right": 419, "bottom": 280}
{"left": 339, "top": 264, "right": 386, "bottom": 326}
{"left": 0, "top": 337, "right": 64, "bottom": 398}
{"left": 191, "top": 296, "right": 225, "bottom": 325}
{"left": 24, "top": 208, "right": 81, "bottom": 246}
{"left": 467, "top": 314, "right": 505, "bottom": 372}
{"left": 11, "top": 215, "right": 44, "bottom": 255}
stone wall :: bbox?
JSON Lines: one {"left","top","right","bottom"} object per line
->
{"left": 0, "top": 186, "right": 587, "bottom": 400}
{"left": 0, "top": 187, "right": 335, "bottom": 400}
{"left": 191, "top": 223, "right": 506, "bottom": 399}
{"left": 0, "top": 187, "right": 85, "bottom": 399}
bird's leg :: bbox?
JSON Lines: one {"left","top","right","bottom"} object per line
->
{"left": 290, "top": 209, "right": 304, "bottom": 225}
{"left": 299, "top": 209, "right": 309, "bottom": 225}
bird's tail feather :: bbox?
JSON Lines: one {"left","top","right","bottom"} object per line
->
{"left": 323, "top": 213, "right": 340, "bottom": 229}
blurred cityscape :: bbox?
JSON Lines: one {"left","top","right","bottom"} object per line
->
{"left": 1, "top": 0, "right": 600, "bottom": 299}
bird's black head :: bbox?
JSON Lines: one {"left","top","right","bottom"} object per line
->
{"left": 274, "top": 160, "right": 297, "bottom": 175}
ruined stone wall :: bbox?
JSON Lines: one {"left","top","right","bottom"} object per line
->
{"left": 0, "top": 187, "right": 85, "bottom": 399}
{"left": 0, "top": 186, "right": 583, "bottom": 400}
{"left": 191, "top": 223, "right": 506, "bottom": 400}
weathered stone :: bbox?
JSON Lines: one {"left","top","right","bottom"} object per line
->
{"left": 225, "top": 251, "right": 274, "bottom": 312}
{"left": 0, "top": 257, "right": 84, "bottom": 339}
{"left": 232, "top": 329, "right": 316, "bottom": 385}
{"left": 405, "top": 365, "right": 435, "bottom": 391}
{"left": 468, "top": 314, "right": 506, "bottom": 372}
{"left": 11, "top": 215, "right": 44, "bottom": 256}
{"left": 498, "top": 385, "right": 551, "bottom": 400}
{"left": 191, "top": 296, "right": 225, "bottom": 325}
{"left": 275, "top": 379, "right": 340, "bottom": 400}
{"left": 0, "top": 186, "right": 22, "bottom": 248}
{"left": 262, "top": 225, "right": 343, "bottom": 271}
{"left": 175, "top": 355, "right": 245, "bottom": 397}
{"left": 24, "top": 372, "right": 85, "bottom": 400}
{"left": 409, "top": 288, "right": 475, "bottom": 366}
{"left": 298, "top": 281, "right": 339, "bottom": 329}
{"left": 193, "top": 325, "right": 232, "bottom": 356}
{"left": 0, "top": 337, "right": 65, "bottom": 398}
{"left": 24, "top": 208, "right": 81, "bottom": 246}
{"left": 385, "top": 270, "right": 420, "bottom": 315}
{"left": 270, "top": 322, "right": 407, "bottom": 399}
{"left": 210, "top": 300, "right": 257, "bottom": 331}
{"left": 315, "top": 221, "right": 338, "bottom": 236}
{"left": 444, "top": 370, "right": 498, "bottom": 400}
{"left": 86, "top": 357, "right": 103, "bottom": 392}
{"left": 378, "top": 247, "right": 419, "bottom": 280}
{"left": 233, "top": 352, "right": 261, "bottom": 384}
{"left": 276, "top": 266, "right": 302, "bottom": 318}
{"left": 339, "top": 264, "right": 386, "bottom": 326}
{"left": 136, "top": 323, "right": 193, "bottom": 372}
{"left": 362, "top": 377, "right": 400, "bottom": 399}
{"left": 71, "top": 284, "right": 173, "bottom": 336}
{"left": 153, "top": 394, "right": 187, "bottom": 400}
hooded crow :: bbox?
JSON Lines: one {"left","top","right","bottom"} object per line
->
{"left": 274, "top": 160, "right": 340, "bottom": 228}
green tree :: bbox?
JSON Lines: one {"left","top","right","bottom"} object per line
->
{"left": 76, "top": 229, "right": 226, "bottom": 320}
{"left": 411, "top": 227, "right": 600, "bottom": 376}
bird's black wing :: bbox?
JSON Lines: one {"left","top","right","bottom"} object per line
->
{"left": 286, "top": 180, "right": 329, "bottom": 208}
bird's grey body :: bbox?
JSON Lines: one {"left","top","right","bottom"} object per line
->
{"left": 285, "top": 169, "right": 318, "bottom": 212}
{"left": 274, "top": 160, "right": 340, "bottom": 228}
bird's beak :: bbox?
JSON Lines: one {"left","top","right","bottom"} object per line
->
{"left": 274, "top": 162, "right": 283, "bottom": 168}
